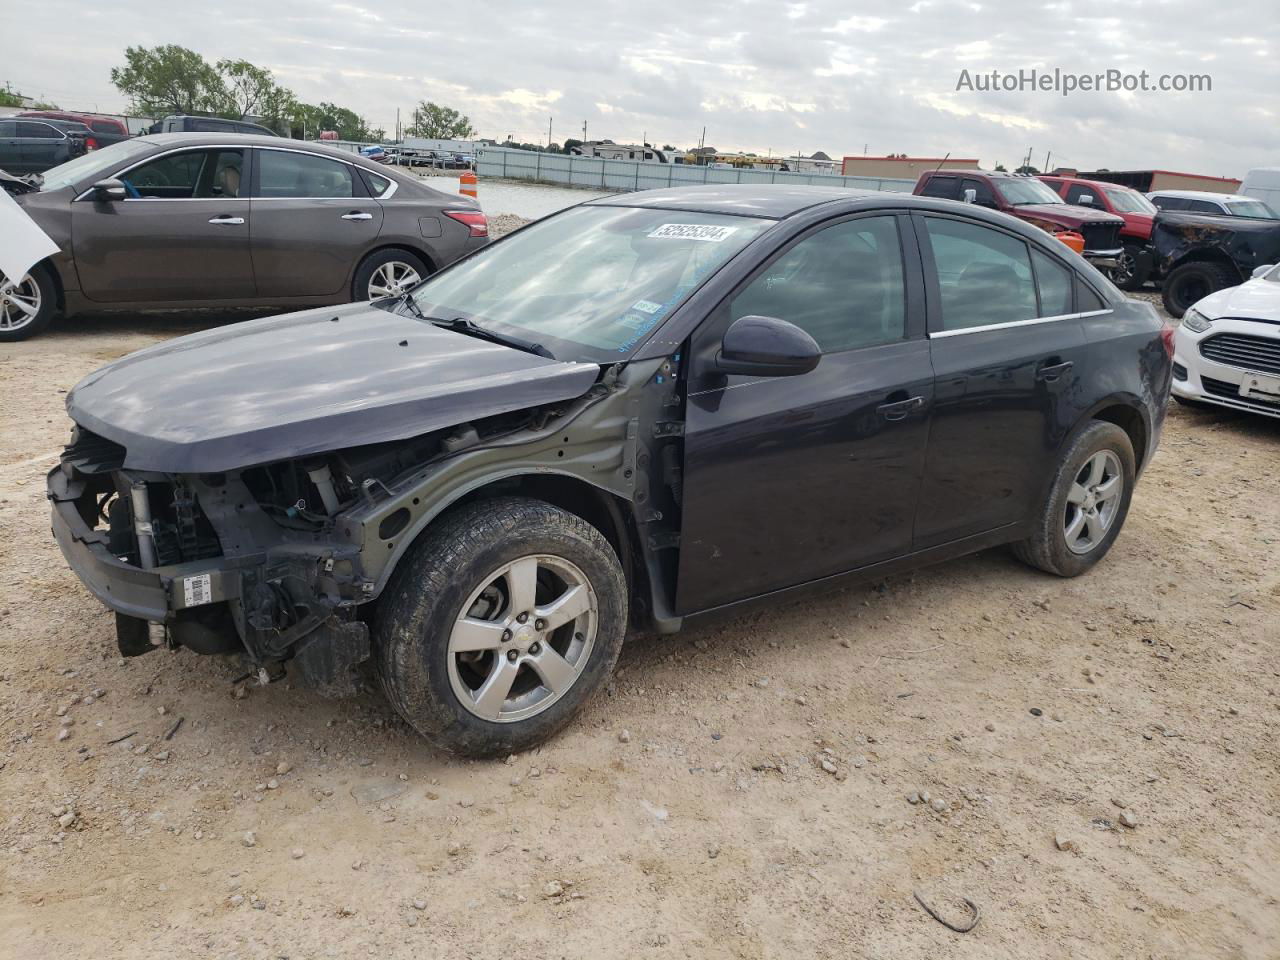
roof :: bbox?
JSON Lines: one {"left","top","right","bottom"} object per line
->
{"left": 841, "top": 156, "right": 980, "bottom": 163}
{"left": 586, "top": 184, "right": 886, "bottom": 218}
{"left": 1147, "top": 189, "right": 1251, "bottom": 201}
{"left": 1085, "top": 169, "right": 1242, "bottom": 185}
{"left": 1040, "top": 175, "right": 1141, "bottom": 191}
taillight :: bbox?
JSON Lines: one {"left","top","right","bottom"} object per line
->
{"left": 1160, "top": 323, "right": 1176, "bottom": 359}
{"left": 85, "top": 137, "right": 99, "bottom": 151}
{"left": 444, "top": 210, "right": 488, "bottom": 238}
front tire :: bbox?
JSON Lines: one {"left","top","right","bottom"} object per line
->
{"left": 375, "top": 497, "right": 627, "bottom": 757}
{"left": 1013, "top": 421, "right": 1136, "bottom": 577}
{"left": 1111, "top": 242, "right": 1151, "bottom": 292}
{"left": 0, "top": 266, "right": 57, "bottom": 342}
{"left": 1161, "top": 261, "right": 1236, "bottom": 319}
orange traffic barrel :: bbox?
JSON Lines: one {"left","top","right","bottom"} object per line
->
{"left": 459, "top": 170, "right": 478, "bottom": 198}
{"left": 1057, "top": 231, "right": 1085, "bottom": 254}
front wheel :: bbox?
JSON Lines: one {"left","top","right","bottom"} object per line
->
{"left": 1111, "top": 242, "right": 1151, "bottom": 292}
{"left": 1013, "top": 421, "right": 1136, "bottom": 577}
{"left": 375, "top": 497, "right": 627, "bottom": 757}
{"left": 1161, "top": 261, "right": 1236, "bottom": 319}
{"left": 0, "top": 267, "right": 57, "bottom": 342}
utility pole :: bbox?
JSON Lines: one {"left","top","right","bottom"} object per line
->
{"left": 396, "top": 107, "right": 400, "bottom": 142}
{"left": 700, "top": 126, "right": 706, "bottom": 150}
{"left": 582, "top": 120, "right": 588, "bottom": 143}
{"left": 1044, "top": 150, "right": 1051, "bottom": 174}
{"left": 548, "top": 116, "right": 553, "bottom": 148}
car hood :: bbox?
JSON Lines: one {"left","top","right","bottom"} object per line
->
{"left": 67, "top": 302, "right": 602, "bottom": 473}
{"left": 1013, "top": 203, "right": 1124, "bottom": 226}
{"left": 1195, "top": 277, "right": 1280, "bottom": 320}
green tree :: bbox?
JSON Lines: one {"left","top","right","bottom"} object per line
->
{"left": 111, "top": 44, "right": 226, "bottom": 115}
{"left": 217, "top": 59, "right": 296, "bottom": 123}
{"left": 562, "top": 138, "right": 583, "bottom": 154}
{"left": 294, "top": 102, "right": 375, "bottom": 141}
{"left": 0, "top": 90, "right": 22, "bottom": 108}
{"left": 405, "top": 101, "right": 475, "bottom": 139}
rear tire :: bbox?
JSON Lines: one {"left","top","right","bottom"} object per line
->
{"left": 352, "top": 248, "right": 430, "bottom": 302}
{"left": 1013, "top": 421, "right": 1136, "bottom": 578}
{"left": 1161, "top": 261, "right": 1236, "bottom": 319}
{"left": 0, "top": 265, "right": 57, "bottom": 342}
{"left": 374, "top": 497, "right": 627, "bottom": 757}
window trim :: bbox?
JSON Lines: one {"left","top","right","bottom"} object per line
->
{"left": 72, "top": 145, "right": 253, "bottom": 202}
{"left": 17, "top": 120, "right": 67, "bottom": 141}
{"left": 928, "top": 308, "right": 1112, "bottom": 339}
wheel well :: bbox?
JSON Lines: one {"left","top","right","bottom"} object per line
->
{"left": 357, "top": 244, "right": 438, "bottom": 277}
{"left": 1093, "top": 405, "right": 1147, "bottom": 471}
{"left": 446, "top": 474, "right": 649, "bottom": 617}
{"left": 35, "top": 257, "right": 65, "bottom": 312}
{"left": 1168, "top": 249, "right": 1241, "bottom": 282}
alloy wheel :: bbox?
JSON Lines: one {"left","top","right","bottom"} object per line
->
{"left": 367, "top": 261, "right": 422, "bottom": 299}
{"left": 1112, "top": 250, "right": 1136, "bottom": 287}
{"left": 447, "top": 555, "right": 598, "bottom": 723}
{"left": 1063, "top": 450, "right": 1123, "bottom": 555}
{"left": 0, "top": 274, "right": 42, "bottom": 333}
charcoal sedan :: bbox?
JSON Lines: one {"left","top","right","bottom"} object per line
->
{"left": 48, "top": 185, "right": 1172, "bottom": 756}
{"left": 1, "top": 134, "right": 488, "bottom": 340}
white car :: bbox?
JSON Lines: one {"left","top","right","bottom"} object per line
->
{"left": 1172, "top": 263, "right": 1280, "bottom": 418}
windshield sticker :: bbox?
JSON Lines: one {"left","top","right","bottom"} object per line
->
{"left": 648, "top": 223, "right": 738, "bottom": 242}
{"left": 631, "top": 299, "right": 664, "bottom": 315}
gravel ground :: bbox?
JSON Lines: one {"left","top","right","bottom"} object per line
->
{"left": 0, "top": 288, "right": 1277, "bottom": 959}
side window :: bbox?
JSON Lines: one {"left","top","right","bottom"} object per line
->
{"left": 360, "top": 169, "right": 392, "bottom": 197}
{"left": 120, "top": 149, "right": 243, "bottom": 199}
{"left": 1031, "top": 248, "right": 1073, "bottom": 316}
{"left": 1153, "top": 196, "right": 1187, "bottom": 211}
{"left": 193, "top": 119, "right": 229, "bottom": 133}
{"left": 0, "top": 120, "right": 15, "bottom": 137}
{"left": 1077, "top": 279, "right": 1107, "bottom": 312}
{"left": 1187, "top": 199, "right": 1222, "bottom": 213}
{"left": 729, "top": 216, "right": 906, "bottom": 353}
{"left": 920, "top": 176, "right": 958, "bottom": 200}
{"left": 18, "top": 121, "right": 59, "bottom": 139}
{"left": 960, "top": 178, "right": 997, "bottom": 207}
{"left": 258, "top": 150, "right": 354, "bottom": 198}
{"left": 923, "top": 217, "right": 1037, "bottom": 330}
{"left": 1065, "top": 183, "right": 1099, "bottom": 207}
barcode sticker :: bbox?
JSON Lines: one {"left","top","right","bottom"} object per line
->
{"left": 183, "top": 574, "right": 212, "bottom": 607}
{"left": 647, "top": 223, "right": 737, "bottom": 242}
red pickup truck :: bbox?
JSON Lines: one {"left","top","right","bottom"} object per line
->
{"left": 1039, "top": 176, "right": 1157, "bottom": 290}
{"left": 914, "top": 170, "right": 1125, "bottom": 275}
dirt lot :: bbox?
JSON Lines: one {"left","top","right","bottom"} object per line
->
{"left": 1, "top": 287, "right": 1278, "bottom": 959}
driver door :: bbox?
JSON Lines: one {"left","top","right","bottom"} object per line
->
{"left": 675, "top": 213, "right": 934, "bottom": 614}
{"left": 72, "top": 147, "right": 256, "bottom": 302}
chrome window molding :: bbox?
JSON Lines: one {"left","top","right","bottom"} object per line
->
{"left": 73, "top": 142, "right": 396, "bottom": 201}
{"left": 928, "top": 309, "right": 1112, "bottom": 339}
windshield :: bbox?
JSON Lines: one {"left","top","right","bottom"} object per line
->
{"left": 409, "top": 205, "right": 771, "bottom": 362}
{"left": 1225, "top": 199, "right": 1279, "bottom": 219}
{"left": 38, "top": 139, "right": 155, "bottom": 191}
{"left": 1103, "top": 187, "right": 1156, "bottom": 214}
{"left": 995, "top": 178, "right": 1063, "bottom": 206}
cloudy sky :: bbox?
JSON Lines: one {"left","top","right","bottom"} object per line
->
{"left": 5, "top": 0, "right": 1275, "bottom": 175}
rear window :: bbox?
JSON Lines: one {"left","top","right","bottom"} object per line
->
{"left": 920, "top": 176, "right": 958, "bottom": 200}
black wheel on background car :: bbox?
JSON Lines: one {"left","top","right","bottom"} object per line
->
{"left": 1111, "top": 242, "right": 1150, "bottom": 291}
{"left": 374, "top": 497, "right": 627, "bottom": 757}
{"left": 1012, "top": 421, "right": 1136, "bottom": 578}
{"left": 1160, "top": 261, "right": 1236, "bottom": 318}
{"left": 0, "top": 266, "right": 57, "bottom": 342}
{"left": 352, "top": 248, "right": 430, "bottom": 302}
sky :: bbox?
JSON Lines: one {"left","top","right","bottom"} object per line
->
{"left": 4, "top": 0, "right": 1277, "bottom": 177}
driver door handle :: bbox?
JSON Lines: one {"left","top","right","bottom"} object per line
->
{"left": 208, "top": 215, "right": 245, "bottom": 225}
{"left": 341, "top": 211, "right": 373, "bottom": 221}
{"left": 876, "top": 395, "right": 925, "bottom": 421}
{"left": 1036, "top": 359, "right": 1074, "bottom": 382}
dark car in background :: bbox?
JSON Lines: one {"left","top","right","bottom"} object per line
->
{"left": 47, "top": 185, "right": 1171, "bottom": 756}
{"left": 1150, "top": 210, "right": 1280, "bottom": 316}
{"left": 0, "top": 117, "right": 91, "bottom": 174}
{"left": 19, "top": 110, "right": 131, "bottom": 147}
{"left": 1, "top": 134, "right": 488, "bottom": 340}
{"left": 147, "top": 115, "right": 279, "bottom": 136}
{"left": 915, "top": 170, "right": 1125, "bottom": 271}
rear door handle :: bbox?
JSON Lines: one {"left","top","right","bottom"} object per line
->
{"left": 208, "top": 216, "right": 245, "bottom": 225}
{"left": 876, "top": 396, "right": 925, "bottom": 421}
{"left": 1036, "top": 360, "right": 1074, "bottom": 382}
{"left": 341, "top": 211, "right": 373, "bottom": 221}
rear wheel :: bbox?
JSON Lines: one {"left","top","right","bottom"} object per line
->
{"left": 1013, "top": 421, "right": 1136, "bottom": 577}
{"left": 352, "top": 248, "right": 429, "bottom": 302}
{"left": 0, "top": 266, "right": 57, "bottom": 342}
{"left": 374, "top": 497, "right": 627, "bottom": 757}
{"left": 1161, "top": 261, "right": 1236, "bottom": 319}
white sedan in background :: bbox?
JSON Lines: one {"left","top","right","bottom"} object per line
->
{"left": 1173, "top": 262, "right": 1280, "bottom": 419}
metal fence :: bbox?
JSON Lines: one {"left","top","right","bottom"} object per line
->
{"left": 475, "top": 146, "right": 916, "bottom": 194}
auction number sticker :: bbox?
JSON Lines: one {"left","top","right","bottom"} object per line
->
{"left": 648, "top": 223, "right": 737, "bottom": 242}
{"left": 183, "top": 573, "right": 213, "bottom": 607}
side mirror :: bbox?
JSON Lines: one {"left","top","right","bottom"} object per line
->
{"left": 716, "top": 315, "right": 821, "bottom": 377}
{"left": 962, "top": 188, "right": 977, "bottom": 204}
{"left": 1078, "top": 193, "right": 1095, "bottom": 207}
{"left": 1252, "top": 264, "right": 1274, "bottom": 279}
{"left": 90, "top": 179, "right": 127, "bottom": 201}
